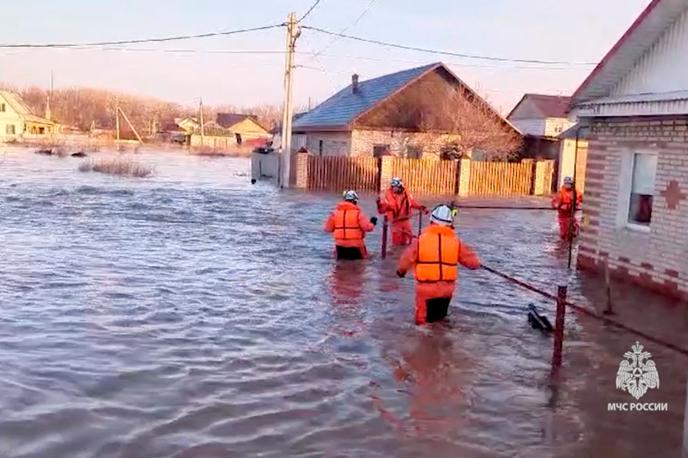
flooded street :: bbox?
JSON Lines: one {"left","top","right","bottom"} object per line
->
{"left": 1, "top": 147, "right": 686, "bottom": 457}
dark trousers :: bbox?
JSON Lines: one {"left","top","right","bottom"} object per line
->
{"left": 425, "top": 298, "right": 451, "bottom": 323}
{"left": 336, "top": 246, "right": 363, "bottom": 260}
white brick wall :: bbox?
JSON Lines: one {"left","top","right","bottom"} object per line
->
{"left": 578, "top": 118, "right": 688, "bottom": 299}
{"left": 304, "top": 132, "right": 351, "bottom": 156}
{"left": 351, "top": 129, "right": 462, "bottom": 158}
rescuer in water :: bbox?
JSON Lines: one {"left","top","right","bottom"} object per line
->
{"left": 551, "top": 176, "right": 583, "bottom": 240}
{"left": 324, "top": 190, "right": 378, "bottom": 260}
{"left": 396, "top": 204, "right": 481, "bottom": 325}
{"left": 377, "top": 177, "right": 427, "bottom": 246}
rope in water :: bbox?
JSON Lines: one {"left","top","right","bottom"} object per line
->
{"left": 456, "top": 205, "right": 554, "bottom": 210}
{"left": 480, "top": 265, "right": 688, "bottom": 358}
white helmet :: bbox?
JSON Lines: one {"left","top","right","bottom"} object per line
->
{"left": 563, "top": 176, "right": 573, "bottom": 186}
{"left": 431, "top": 204, "right": 454, "bottom": 226}
{"left": 343, "top": 189, "right": 359, "bottom": 203}
{"left": 390, "top": 177, "right": 403, "bottom": 188}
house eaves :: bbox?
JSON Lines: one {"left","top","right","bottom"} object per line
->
{"left": 571, "top": 0, "right": 688, "bottom": 105}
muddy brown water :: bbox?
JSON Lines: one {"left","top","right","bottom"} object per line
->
{"left": 0, "top": 148, "right": 686, "bottom": 457}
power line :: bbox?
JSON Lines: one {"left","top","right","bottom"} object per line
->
{"left": 313, "top": 52, "right": 581, "bottom": 70}
{"left": 17, "top": 46, "right": 289, "bottom": 54}
{"left": 302, "top": 25, "right": 597, "bottom": 66}
{"left": 0, "top": 24, "right": 284, "bottom": 49}
{"left": 0, "top": 43, "right": 585, "bottom": 71}
{"left": 299, "top": 0, "right": 324, "bottom": 22}
{"left": 311, "top": 0, "right": 377, "bottom": 59}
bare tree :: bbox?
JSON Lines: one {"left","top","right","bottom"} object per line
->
{"left": 361, "top": 71, "right": 522, "bottom": 160}
{"left": 409, "top": 86, "right": 522, "bottom": 160}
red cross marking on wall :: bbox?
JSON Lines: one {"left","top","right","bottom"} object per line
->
{"left": 660, "top": 180, "right": 687, "bottom": 210}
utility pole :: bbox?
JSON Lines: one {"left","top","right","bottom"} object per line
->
{"left": 45, "top": 70, "right": 53, "bottom": 121}
{"left": 115, "top": 98, "right": 120, "bottom": 143}
{"left": 279, "top": 12, "right": 300, "bottom": 188}
{"left": 199, "top": 98, "right": 205, "bottom": 147}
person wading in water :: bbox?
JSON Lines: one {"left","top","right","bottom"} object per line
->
{"left": 551, "top": 176, "right": 583, "bottom": 240}
{"left": 324, "top": 190, "right": 378, "bottom": 260}
{"left": 377, "top": 177, "right": 426, "bottom": 247}
{"left": 396, "top": 204, "right": 481, "bottom": 325}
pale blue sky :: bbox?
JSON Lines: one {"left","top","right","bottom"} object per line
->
{"left": 0, "top": 0, "right": 651, "bottom": 113}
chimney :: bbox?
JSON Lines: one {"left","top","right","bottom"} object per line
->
{"left": 352, "top": 74, "right": 359, "bottom": 93}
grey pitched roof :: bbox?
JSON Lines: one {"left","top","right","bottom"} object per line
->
{"left": 293, "top": 63, "right": 439, "bottom": 131}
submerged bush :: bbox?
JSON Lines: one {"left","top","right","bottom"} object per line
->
{"left": 78, "top": 158, "right": 153, "bottom": 178}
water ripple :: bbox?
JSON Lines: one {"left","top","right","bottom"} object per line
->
{"left": 0, "top": 148, "right": 685, "bottom": 457}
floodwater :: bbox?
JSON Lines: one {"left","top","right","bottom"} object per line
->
{"left": 0, "top": 147, "right": 686, "bottom": 458}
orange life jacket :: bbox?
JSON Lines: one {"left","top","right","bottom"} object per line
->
{"left": 554, "top": 188, "right": 581, "bottom": 215}
{"left": 415, "top": 225, "right": 459, "bottom": 282}
{"left": 333, "top": 203, "right": 364, "bottom": 242}
{"left": 384, "top": 189, "right": 411, "bottom": 220}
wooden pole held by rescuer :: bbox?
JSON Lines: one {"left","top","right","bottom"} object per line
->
{"left": 381, "top": 216, "right": 388, "bottom": 259}
{"left": 551, "top": 285, "right": 567, "bottom": 373}
{"left": 604, "top": 261, "right": 614, "bottom": 315}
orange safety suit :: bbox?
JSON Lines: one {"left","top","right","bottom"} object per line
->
{"left": 397, "top": 224, "right": 480, "bottom": 325}
{"left": 377, "top": 188, "right": 424, "bottom": 246}
{"left": 324, "top": 201, "right": 375, "bottom": 259}
{"left": 551, "top": 187, "right": 583, "bottom": 240}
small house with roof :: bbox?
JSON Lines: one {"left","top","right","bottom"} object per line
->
{"left": 507, "top": 94, "right": 583, "bottom": 191}
{"left": 570, "top": 0, "right": 688, "bottom": 301}
{"left": 293, "top": 62, "right": 521, "bottom": 159}
{"left": 216, "top": 113, "right": 270, "bottom": 146}
{"left": 508, "top": 94, "right": 574, "bottom": 139}
{"left": 0, "top": 90, "right": 56, "bottom": 142}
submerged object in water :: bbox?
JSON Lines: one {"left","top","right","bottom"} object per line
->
{"left": 527, "top": 303, "right": 553, "bottom": 333}
{"left": 35, "top": 149, "right": 53, "bottom": 155}
{"left": 71, "top": 152, "right": 87, "bottom": 158}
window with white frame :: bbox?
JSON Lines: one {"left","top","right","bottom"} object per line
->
{"left": 627, "top": 153, "right": 657, "bottom": 226}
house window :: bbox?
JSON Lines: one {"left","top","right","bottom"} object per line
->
{"left": 406, "top": 145, "right": 422, "bottom": 159}
{"left": 0, "top": 103, "right": 5, "bottom": 112}
{"left": 39, "top": 127, "right": 46, "bottom": 135}
{"left": 318, "top": 140, "right": 323, "bottom": 157}
{"left": 627, "top": 153, "right": 657, "bottom": 227}
{"left": 373, "top": 144, "right": 390, "bottom": 158}
{"left": 6, "top": 124, "right": 15, "bottom": 135}
{"left": 235, "top": 133, "right": 242, "bottom": 145}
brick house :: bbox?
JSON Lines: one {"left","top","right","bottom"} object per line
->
{"left": 571, "top": 0, "right": 688, "bottom": 300}
{"left": 292, "top": 62, "right": 521, "bottom": 158}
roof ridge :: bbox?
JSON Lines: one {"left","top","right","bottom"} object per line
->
{"left": 355, "top": 62, "right": 440, "bottom": 86}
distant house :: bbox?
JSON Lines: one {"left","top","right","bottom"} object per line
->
{"left": 507, "top": 93, "right": 580, "bottom": 190}
{"left": 570, "top": 0, "right": 688, "bottom": 300}
{"left": 216, "top": 113, "right": 270, "bottom": 146}
{"left": 292, "top": 62, "right": 521, "bottom": 158}
{"left": 175, "top": 117, "right": 200, "bottom": 134}
{"left": 508, "top": 94, "right": 574, "bottom": 139}
{"left": 0, "top": 91, "right": 57, "bottom": 142}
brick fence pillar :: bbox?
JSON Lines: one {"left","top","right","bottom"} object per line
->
{"left": 379, "top": 156, "right": 394, "bottom": 193}
{"left": 533, "top": 160, "right": 554, "bottom": 196}
{"left": 295, "top": 153, "right": 309, "bottom": 189}
{"left": 458, "top": 158, "right": 471, "bottom": 197}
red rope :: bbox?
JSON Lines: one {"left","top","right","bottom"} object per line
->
{"left": 480, "top": 265, "right": 688, "bottom": 358}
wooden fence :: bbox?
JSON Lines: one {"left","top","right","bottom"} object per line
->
{"left": 307, "top": 156, "right": 380, "bottom": 191}
{"left": 468, "top": 161, "right": 533, "bottom": 196}
{"left": 384, "top": 157, "right": 459, "bottom": 195}
{"left": 293, "top": 154, "right": 554, "bottom": 197}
